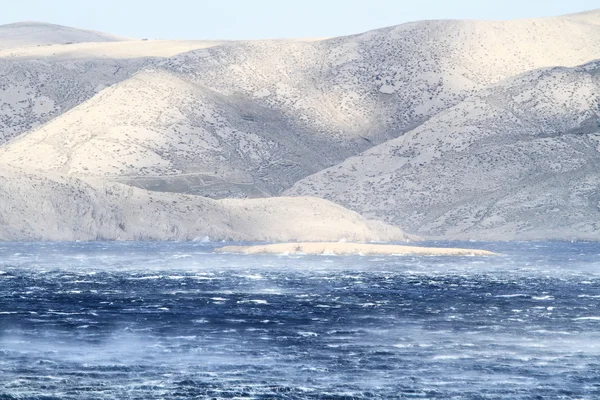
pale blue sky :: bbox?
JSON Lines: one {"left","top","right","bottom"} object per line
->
{"left": 1, "top": 0, "right": 598, "bottom": 40}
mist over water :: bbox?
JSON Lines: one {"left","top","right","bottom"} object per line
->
{"left": 1, "top": 241, "right": 599, "bottom": 399}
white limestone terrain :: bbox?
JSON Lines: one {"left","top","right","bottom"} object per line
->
{"left": 0, "top": 22, "right": 130, "bottom": 49}
{"left": 288, "top": 61, "right": 600, "bottom": 240}
{"left": 0, "top": 165, "right": 408, "bottom": 242}
{"left": 0, "top": 40, "right": 226, "bottom": 60}
{"left": 0, "top": 23, "right": 225, "bottom": 145}
{"left": 1, "top": 11, "right": 600, "bottom": 241}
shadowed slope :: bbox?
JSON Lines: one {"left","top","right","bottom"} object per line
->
{"left": 288, "top": 61, "right": 600, "bottom": 240}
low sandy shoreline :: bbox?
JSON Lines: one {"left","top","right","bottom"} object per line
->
{"left": 214, "top": 242, "right": 499, "bottom": 256}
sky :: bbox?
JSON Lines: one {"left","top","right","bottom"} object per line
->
{"left": 0, "top": 0, "right": 598, "bottom": 40}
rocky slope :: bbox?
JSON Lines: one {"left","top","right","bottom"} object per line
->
{"left": 0, "top": 68, "right": 346, "bottom": 198}
{"left": 3, "top": 11, "right": 600, "bottom": 199}
{"left": 0, "top": 22, "right": 130, "bottom": 49}
{"left": 0, "top": 39, "right": 225, "bottom": 60}
{"left": 2, "top": 11, "right": 600, "bottom": 241}
{"left": 0, "top": 166, "right": 408, "bottom": 242}
{"left": 288, "top": 61, "right": 600, "bottom": 240}
{"left": 0, "top": 31, "right": 225, "bottom": 145}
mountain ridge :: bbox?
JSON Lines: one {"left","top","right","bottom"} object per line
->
{"left": 0, "top": 21, "right": 132, "bottom": 49}
{"left": 4, "top": 11, "right": 600, "bottom": 200}
{"left": 286, "top": 60, "right": 600, "bottom": 240}
{"left": 2, "top": 11, "right": 600, "bottom": 240}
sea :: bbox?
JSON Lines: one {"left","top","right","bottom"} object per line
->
{"left": 0, "top": 241, "right": 599, "bottom": 399}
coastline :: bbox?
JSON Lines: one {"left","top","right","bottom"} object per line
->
{"left": 214, "top": 242, "right": 499, "bottom": 256}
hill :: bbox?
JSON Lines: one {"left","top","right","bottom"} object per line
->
{"left": 0, "top": 39, "right": 226, "bottom": 60}
{"left": 0, "top": 21, "right": 130, "bottom": 49}
{"left": 0, "top": 40, "right": 225, "bottom": 145}
{"left": 3, "top": 11, "right": 600, "bottom": 200}
{"left": 287, "top": 61, "right": 600, "bottom": 240}
{"left": 3, "top": 12, "right": 600, "bottom": 241}
{"left": 0, "top": 165, "right": 408, "bottom": 242}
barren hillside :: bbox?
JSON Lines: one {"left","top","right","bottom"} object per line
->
{"left": 0, "top": 165, "right": 407, "bottom": 242}
{"left": 3, "top": 11, "right": 600, "bottom": 201}
{"left": 2, "top": 11, "right": 600, "bottom": 240}
{"left": 0, "top": 21, "right": 130, "bottom": 49}
{"left": 288, "top": 61, "right": 600, "bottom": 240}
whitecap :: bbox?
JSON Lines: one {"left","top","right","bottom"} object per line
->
{"left": 190, "top": 276, "right": 218, "bottom": 280}
{"left": 130, "top": 275, "right": 162, "bottom": 280}
{"left": 241, "top": 274, "right": 264, "bottom": 280}
{"left": 432, "top": 354, "right": 465, "bottom": 360}
{"left": 237, "top": 299, "right": 268, "bottom": 305}
{"left": 532, "top": 295, "right": 554, "bottom": 301}
{"left": 298, "top": 331, "right": 318, "bottom": 337}
{"left": 172, "top": 254, "right": 192, "bottom": 259}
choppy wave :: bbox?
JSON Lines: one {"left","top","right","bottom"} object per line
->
{"left": 0, "top": 241, "right": 600, "bottom": 399}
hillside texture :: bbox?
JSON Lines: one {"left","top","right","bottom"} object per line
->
{"left": 4, "top": 12, "right": 600, "bottom": 199}
{"left": 288, "top": 62, "right": 600, "bottom": 240}
{"left": 0, "top": 165, "right": 408, "bottom": 242}
{"left": 1, "top": 12, "right": 600, "bottom": 240}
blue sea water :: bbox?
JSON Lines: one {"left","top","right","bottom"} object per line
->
{"left": 0, "top": 241, "right": 599, "bottom": 399}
